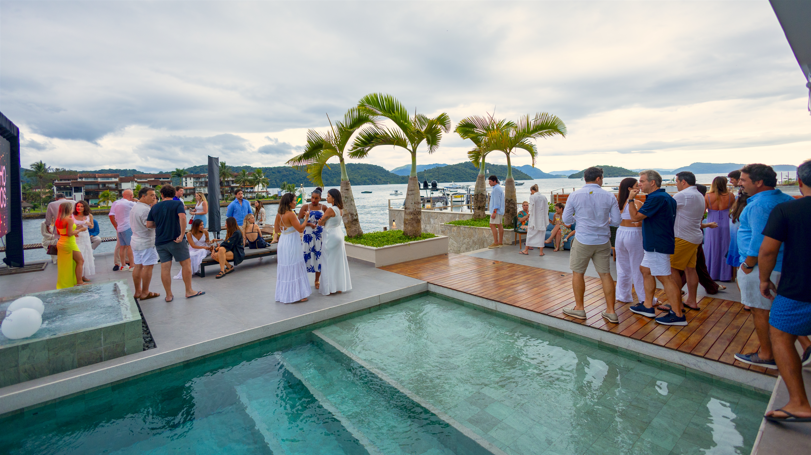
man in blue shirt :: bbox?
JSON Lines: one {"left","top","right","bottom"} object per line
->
{"left": 627, "top": 170, "right": 686, "bottom": 326}
{"left": 488, "top": 175, "right": 505, "bottom": 248}
{"left": 734, "top": 164, "right": 795, "bottom": 369}
{"left": 226, "top": 189, "right": 253, "bottom": 226}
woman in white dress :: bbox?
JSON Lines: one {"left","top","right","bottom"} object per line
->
{"left": 72, "top": 200, "right": 95, "bottom": 280}
{"left": 174, "top": 219, "right": 210, "bottom": 279}
{"left": 520, "top": 185, "right": 549, "bottom": 256}
{"left": 317, "top": 189, "right": 352, "bottom": 295}
{"left": 614, "top": 178, "right": 646, "bottom": 305}
{"left": 275, "top": 193, "right": 311, "bottom": 303}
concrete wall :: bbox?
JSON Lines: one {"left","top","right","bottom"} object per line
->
{"left": 388, "top": 208, "right": 475, "bottom": 235}
{"left": 439, "top": 224, "right": 517, "bottom": 253}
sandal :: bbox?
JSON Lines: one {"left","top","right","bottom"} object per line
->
{"left": 315, "top": 281, "right": 320, "bottom": 290}
{"left": 140, "top": 292, "right": 160, "bottom": 301}
{"left": 216, "top": 271, "right": 227, "bottom": 279}
{"left": 225, "top": 266, "right": 235, "bottom": 275}
{"left": 519, "top": 251, "right": 528, "bottom": 255}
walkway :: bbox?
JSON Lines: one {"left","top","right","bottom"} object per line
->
{"left": 382, "top": 253, "right": 777, "bottom": 377}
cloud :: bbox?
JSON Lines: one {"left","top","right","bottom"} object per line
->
{"left": 257, "top": 138, "right": 301, "bottom": 156}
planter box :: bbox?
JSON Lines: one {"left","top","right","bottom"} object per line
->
{"left": 440, "top": 224, "right": 517, "bottom": 254}
{"left": 345, "top": 236, "right": 449, "bottom": 267}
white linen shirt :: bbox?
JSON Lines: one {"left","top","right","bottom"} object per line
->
{"left": 562, "top": 184, "right": 621, "bottom": 245}
{"left": 672, "top": 185, "right": 705, "bottom": 245}
{"left": 112, "top": 199, "right": 136, "bottom": 232}
{"left": 129, "top": 201, "right": 155, "bottom": 251}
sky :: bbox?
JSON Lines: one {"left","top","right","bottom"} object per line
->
{"left": 1, "top": 0, "right": 809, "bottom": 174}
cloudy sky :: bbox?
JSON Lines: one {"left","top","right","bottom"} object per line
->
{"left": 2, "top": 0, "right": 808, "bottom": 173}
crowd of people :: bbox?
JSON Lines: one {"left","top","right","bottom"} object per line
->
{"left": 543, "top": 163, "right": 811, "bottom": 423}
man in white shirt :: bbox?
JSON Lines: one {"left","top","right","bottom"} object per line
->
{"left": 561, "top": 167, "right": 622, "bottom": 323}
{"left": 129, "top": 187, "right": 160, "bottom": 300}
{"left": 670, "top": 172, "right": 714, "bottom": 311}
{"left": 110, "top": 190, "right": 136, "bottom": 271}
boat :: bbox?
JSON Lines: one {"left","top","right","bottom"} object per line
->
{"left": 390, "top": 190, "right": 403, "bottom": 196}
{"left": 515, "top": 182, "right": 525, "bottom": 186}
{"left": 361, "top": 191, "right": 372, "bottom": 194}
{"left": 445, "top": 182, "right": 468, "bottom": 190}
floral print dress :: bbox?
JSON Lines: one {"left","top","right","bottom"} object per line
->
{"left": 302, "top": 209, "right": 324, "bottom": 273}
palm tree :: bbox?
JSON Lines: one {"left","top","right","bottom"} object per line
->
{"left": 251, "top": 169, "right": 269, "bottom": 194}
{"left": 455, "top": 115, "right": 509, "bottom": 218}
{"left": 134, "top": 183, "right": 143, "bottom": 197}
{"left": 24, "top": 160, "right": 52, "bottom": 210}
{"left": 98, "top": 190, "right": 116, "bottom": 207}
{"left": 218, "top": 162, "right": 231, "bottom": 199}
{"left": 171, "top": 168, "right": 188, "bottom": 178}
{"left": 351, "top": 94, "right": 451, "bottom": 237}
{"left": 234, "top": 169, "right": 252, "bottom": 193}
{"left": 287, "top": 108, "right": 376, "bottom": 237}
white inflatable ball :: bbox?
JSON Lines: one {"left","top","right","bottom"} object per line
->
{"left": 7, "top": 296, "right": 45, "bottom": 315}
{"left": 1, "top": 308, "right": 43, "bottom": 340}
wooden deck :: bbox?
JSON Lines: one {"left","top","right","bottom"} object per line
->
{"left": 382, "top": 254, "right": 777, "bottom": 377}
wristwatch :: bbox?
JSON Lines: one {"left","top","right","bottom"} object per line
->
{"left": 742, "top": 263, "right": 755, "bottom": 270}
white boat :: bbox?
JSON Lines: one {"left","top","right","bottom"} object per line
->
{"left": 390, "top": 190, "right": 403, "bottom": 196}
{"left": 445, "top": 182, "right": 468, "bottom": 190}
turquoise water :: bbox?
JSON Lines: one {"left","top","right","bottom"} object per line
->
{"left": 0, "top": 294, "right": 768, "bottom": 454}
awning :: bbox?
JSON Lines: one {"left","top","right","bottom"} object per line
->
{"left": 770, "top": 0, "right": 811, "bottom": 113}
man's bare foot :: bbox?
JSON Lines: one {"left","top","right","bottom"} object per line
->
{"left": 298, "top": 298, "right": 308, "bottom": 302}
{"left": 765, "top": 406, "right": 811, "bottom": 421}
{"left": 539, "top": 251, "right": 545, "bottom": 256}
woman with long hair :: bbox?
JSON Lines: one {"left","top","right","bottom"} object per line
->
{"left": 317, "top": 189, "right": 352, "bottom": 295}
{"left": 521, "top": 184, "right": 549, "bottom": 256}
{"left": 254, "top": 200, "right": 266, "bottom": 226}
{"left": 191, "top": 192, "right": 208, "bottom": 228}
{"left": 298, "top": 187, "right": 326, "bottom": 289}
{"left": 276, "top": 193, "right": 311, "bottom": 303}
{"left": 242, "top": 213, "right": 263, "bottom": 249}
{"left": 72, "top": 200, "right": 95, "bottom": 280}
{"left": 211, "top": 217, "right": 244, "bottom": 279}
{"left": 704, "top": 176, "right": 733, "bottom": 281}
{"left": 174, "top": 218, "right": 210, "bottom": 279}
{"left": 614, "top": 178, "right": 646, "bottom": 304}
{"left": 727, "top": 192, "right": 749, "bottom": 282}
{"left": 56, "top": 202, "right": 86, "bottom": 288}
{"left": 544, "top": 203, "right": 572, "bottom": 251}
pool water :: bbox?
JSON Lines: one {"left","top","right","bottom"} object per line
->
{"left": 0, "top": 294, "right": 768, "bottom": 455}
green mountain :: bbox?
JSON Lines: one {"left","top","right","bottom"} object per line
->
{"left": 568, "top": 165, "right": 637, "bottom": 179}
{"left": 513, "top": 165, "right": 558, "bottom": 179}
{"left": 181, "top": 163, "right": 407, "bottom": 187}
{"left": 416, "top": 162, "right": 531, "bottom": 183}
{"left": 670, "top": 162, "right": 797, "bottom": 174}
{"left": 390, "top": 163, "right": 448, "bottom": 176}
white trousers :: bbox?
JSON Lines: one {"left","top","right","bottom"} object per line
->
{"left": 615, "top": 227, "right": 645, "bottom": 303}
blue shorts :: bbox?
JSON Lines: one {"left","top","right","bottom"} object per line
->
{"left": 770, "top": 295, "right": 811, "bottom": 336}
{"left": 117, "top": 228, "right": 133, "bottom": 247}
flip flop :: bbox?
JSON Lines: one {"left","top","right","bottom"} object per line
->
{"left": 519, "top": 251, "right": 528, "bottom": 255}
{"left": 140, "top": 292, "right": 160, "bottom": 301}
{"left": 718, "top": 285, "right": 727, "bottom": 291}
{"left": 764, "top": 408, "right": 811, "bottom": 423}
{"left": 187, "top": 291, "right": 205, "bottom": 299}
{"left": 165, "top": 296, "right": 174, "bottom": 302}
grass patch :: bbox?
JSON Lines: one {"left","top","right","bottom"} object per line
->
{"left": 446, "top": 217, "right": 514, "bottom": 229}
{"left": 345, "top": 230, "right": 436, "bottom": 248}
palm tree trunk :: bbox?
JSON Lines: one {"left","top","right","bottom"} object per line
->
{"left": 402, "top": 151, "right": 422, "bottom": 237}
{"left": 473, "top": 156, "right": 487, "bottom": 218}
{"left": 503, "top": 154, "right": 517, "bottom": 228}
{"left": 339, "top": 160, "right": 363, "bottom": 238}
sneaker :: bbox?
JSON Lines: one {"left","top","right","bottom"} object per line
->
{"left": 488, "top": 243, "right": 499, "bottom": 249}
{"left": 120, "top": 265, "right": 133, "bottom": 272}
{"left": 629, "top": 303, "right": 656, "bottom": 318}
{"left": 734, "top": 352, "right": 778, "bottom": 369}
{"left": 601, "top": 311, "right": 619, "bottom": 324}
{"left": 113, "top": 264, "right": 120, "bottom": 272}
{"left": 655, "top": 310, "right": 687, "bottom": 326}
{"left": 563, "top": 308, "right": 587, "bottom": 320}
{"left": 802, "top": 346, "right": 811, "bottom": 367}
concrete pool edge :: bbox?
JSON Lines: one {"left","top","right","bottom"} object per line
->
{"left": 427, "top": 284, "right": 776, "bottom": 395}
{"left": 0, "top": 282, "right": 429, "bottom": 416}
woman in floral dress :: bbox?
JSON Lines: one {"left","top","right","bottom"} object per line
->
{"left": 298, "top": 188, "right": 327, "bottom": 290}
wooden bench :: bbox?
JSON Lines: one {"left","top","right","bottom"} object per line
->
{"left": 199, "top": 243, "right": 277, "bottom": 277}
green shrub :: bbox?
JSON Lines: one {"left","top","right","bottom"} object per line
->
{"left": 446, "top": 217, "right": 514, "bottom": 229}
{"left": 344, "top": 230, "right": 436, "bottom": 248}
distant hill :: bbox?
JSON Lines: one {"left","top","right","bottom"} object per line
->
{"left": 390, "top": 163, "right": 448, "bottom": 176}
{"left": 670, "top": 162, "right": 797, "bottom": 174}
{"left": 183, "top": 163, "right": 407, "bottom": 187}
{"left": 569, "top": 165, "right": 637, "bottom": 179}
{"left": 416, "top": 162, "right": 531, "bottom": 183}
{"left": 513, "top": 165, "right": 558, "bottom": 179}
{"left": 548, "top": 170, "right": 579, "bottom": 176}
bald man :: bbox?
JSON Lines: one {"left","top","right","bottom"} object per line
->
{"left": 111, "top": 189, "right": 137, "bottom": 271}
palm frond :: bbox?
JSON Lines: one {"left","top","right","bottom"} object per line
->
{"left": 348, "top": 126, "right": 410, "bottom": 159}
{"left": 336, "top": 107, "right": 377, "bottom": 151}
{"left": 287, "top": 129, "right": 334, "bottom": 167}
{"left": 357, "top": 93, "right": 411, "bottom": 133}
{"left": 305, "top": 149, "right": 341, "bottom": 187}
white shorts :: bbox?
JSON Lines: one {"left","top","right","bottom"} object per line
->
{"left": 641, "top": 251, "right": 671, "bottom": 277}
{"left": 133, "top": 247, "right": 159, "bottom": 266}
{"left": 737, "top": 265, "right": 780, "bottom": 310}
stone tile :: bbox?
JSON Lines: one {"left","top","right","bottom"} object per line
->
{"left": 0, "top": 367, "right": 20, "bottom": 388}
{"left": 448, "top": 399, "right": 481, "bottom": 422}
{"left": 102, "top": 342, "right": 125, "bottom": 361}
{"left": 0, "top": 345, "right": 20, "bottom": 369}
{"left": 19, "top": 361, "right": 49, "bottom": 382}
{"left": 484, "top": 401, "right": 514, "bottom": 421}
{"left": 77, "top": 348, "right": 103, "bottom": 368}
{"left": 468, "top": 409, "right": 502, "bottom": 434}
{"left": 124, "top": 320, "right": 142, "bottom": 341}
{"left": 488, "top": 420, "right": 526, "bottom": 449}
{"left": 102, "top": 325, "right": 125, "bottom": 346}
{"left": 75, "top": 329, "right": 103, "bottom": 351}
{"left": 18, "top": 339, "right": 48, "bottom": 364}
{"left": 48, "top": 353, "right": 77, "bottom": 375}
{"left": 46, "top": 334, "right": 77, "bottom": 359}
{"left": 466, "top": 391, "right": 497, "bottom": 408}
{"left": 124, "top": 336, "right": 143, "bottom": 355}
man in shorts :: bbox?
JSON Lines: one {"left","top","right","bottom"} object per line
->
{"left": 487, "top": 175, "right": 505, "bottom": 248}
{"left": 627, "top": 170, "right": 686, "bottom": 325}
{"left": 760, "top": 159, "right": 811, "bottom": 422}
{"left": 129, "top": 187, "right": 160, "bottom": 301}
{"left": 561, "top": 167, "right": 621, "bottom": 323}
{"left": 111, "top": 190, "right": 136, "bottom": 271}
{"left": 147, "top": 185, "right": 204, "bottom": 302}
{"left": 669, "top": 172, "right": 707, "bottom": 311}
{"left": 734, "top": 164, "right": 795, "bottom": 369}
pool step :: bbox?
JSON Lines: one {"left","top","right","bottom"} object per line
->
{"left": 234, "top": 365, "right": 370, "bottom": 455}
{"left": 279, "top": 342, "right": 462, "bottom": 455}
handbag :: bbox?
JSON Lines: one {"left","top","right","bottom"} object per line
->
{"left": 47, "top": 245, "right": 58, "bottom": 255}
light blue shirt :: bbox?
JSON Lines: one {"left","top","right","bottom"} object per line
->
{"left": 489, "top": 184, "right": 505, "bottom": 215}
{"left": 226, "top": 199, "right": 253, "bottom": 226}
{"left": 737, "top": 189, "right": 793, "bottom": 272}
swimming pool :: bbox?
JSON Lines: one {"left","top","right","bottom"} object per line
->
{"left": 0, "top": 293, "right": 768, "bottom": 454}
